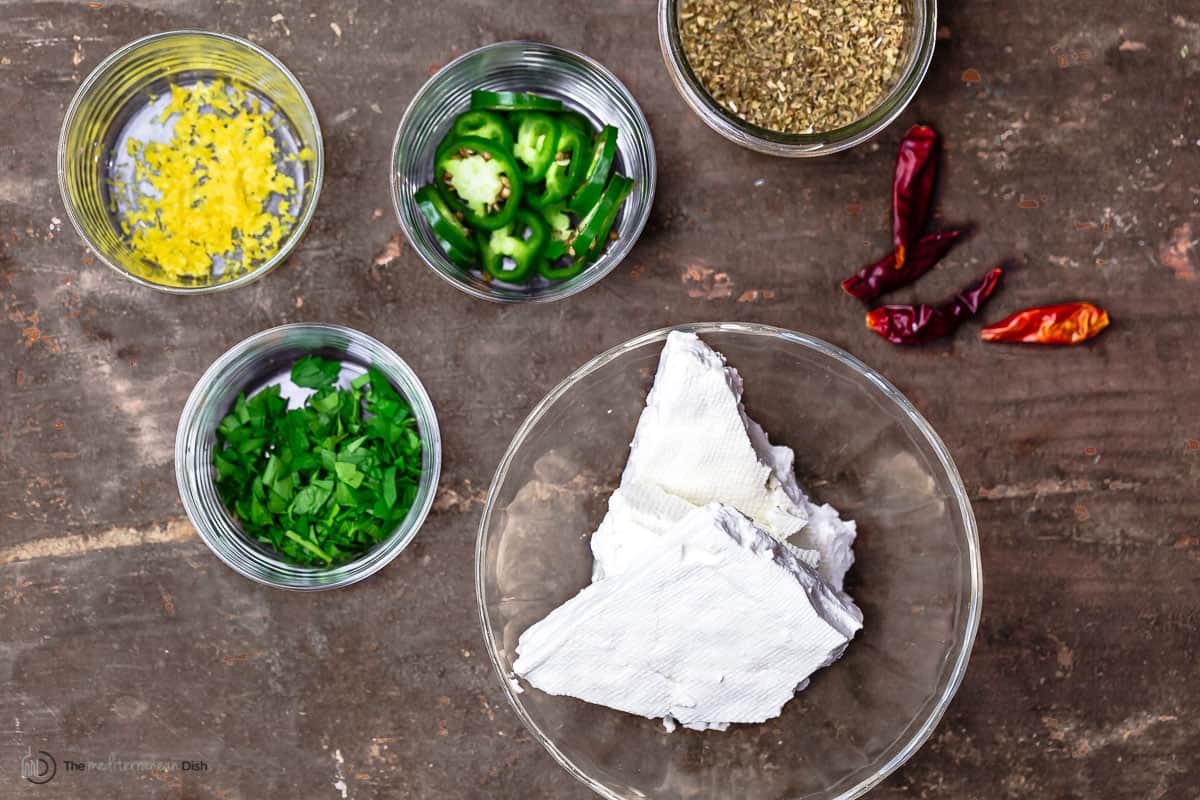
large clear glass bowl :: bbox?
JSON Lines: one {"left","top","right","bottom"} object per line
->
{"left": 391, "top": 41, "right": 656, "bottom": 303}
{"left": 477, "top": 322, "right": 980, "bottom": 799}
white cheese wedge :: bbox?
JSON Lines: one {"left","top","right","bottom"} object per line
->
{"left": 592, "top": 481, "right": 822, "bottom": 580}
{"left": 620, "top": 331, "right": 809, "bottom": 533}
{"left": 746, "top": 406, "right": 858, "bottom": 591}
{"left": 790, "top": 499, "right": 857, "bottom": 593}
{"left": 515, "top": 504, "right": 863, "bottom": 731}
{"left": 590, "top": 330, "right": 856, "bottom": 591}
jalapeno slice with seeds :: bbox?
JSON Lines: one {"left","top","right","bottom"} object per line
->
{"left": 434, "top": 136, "right": 523, "bottom": 231}
{"left": 525, "top": 124, "right": 591, "bottom": 210}
{"left": 512, "top": 112, "right": 561, "bottom": 184}
{"left": 538, "top": 202, "right": 574, "bottom": 260}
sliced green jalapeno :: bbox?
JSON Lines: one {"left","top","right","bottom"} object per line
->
{"left": 570, "top": 174, "right": 632, "bottom": 265}
{"left": 434, "top": 136, "right": 523, "bottom": 231}
{"left": 414, "top": 184, "right": 478, "bottom": 265}
{"left": 512, "top": 112, "right": 561, "bottom": 184}
{"left": 538, "top": 203, "right": 573, "bottom": 260}
{"left": 525, "top": 124, "right": 590, "bottom": 210}
{"left": 536, "top": 257, "right": 587, "bottom": 282}
{"left": 439, "top": 239, "right": 480, "bottom": 269}
{"left": 568, "top": 125, "right": 618, "bottom": 216}
{"left": 450, "top": 110, "right": 513, "bottom": 150}
{"left": 476, "top": 208, "right": 547, "bottom": 283}
{"left": 470, "top": 90, "right": 563, "bottom": 113}
{"left": 429, "top": 94, "right": 635, "bottom": 284}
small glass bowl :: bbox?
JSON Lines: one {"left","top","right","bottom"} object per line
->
{"left": 176, "top": 324, "right": 441, "bottom": 590}
{"left": 58, "top": 30, "right": 324, "bottom": 293}
{"left": 658, "top": 0, "right": 937, "bottom": 157}
{"left": 391, "top": 41, "right": 656, "bottom": 303}
{"left": 477, "top": 322, "right": 981, "bottom": 799}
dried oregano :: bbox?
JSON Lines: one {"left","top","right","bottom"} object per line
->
{"left": 679, "top": 0, "right": 911, "bottom": 134}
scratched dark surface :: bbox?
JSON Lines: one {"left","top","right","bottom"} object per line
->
{"left": 2, "top": 1, "right": 1199, "bottom": 798}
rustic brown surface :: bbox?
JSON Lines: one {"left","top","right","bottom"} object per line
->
{"left": 2, "top": 1, "right": 1199, "bottom": 798}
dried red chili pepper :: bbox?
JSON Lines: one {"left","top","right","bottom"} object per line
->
{"left": 892, "top": 125, "right": 939, "bottom": 269}
{"left": 980, "top": 302, "right": 1109, "bottom": 344}
{"left": 841, "top": 228, "right": 965, "bottom": 302}
{"left": 866, "top": 267, "right": 1003, "bottom": 345}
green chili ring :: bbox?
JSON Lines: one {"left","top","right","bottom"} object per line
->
{"left": 513, "top": 112, "right": 561, "bottom": 184}
{"left": 570, "top": 174, "right": 633, "bottom": 265}
{"left": 434, "top": 135, "right": 523, "bottom": 231}
{"left": 537, "top": 257, "right": 587, "bottom": 282}
{"left": 450, "top": 109, "right": 513, "bottom": 150}
{"left": 568, "top": 125, "right": 618, "bottom": 216}
{"left": 477, "top": 208, "right": 548, "bottom": 284}
{"left": 414, "top": 184, "right": 477, "bottom": 255}
{"left": 470, "top": 90, "right": 564, "bottom": 113}
{"left": 526, "top": 124, "right": 591, "bottom": 210}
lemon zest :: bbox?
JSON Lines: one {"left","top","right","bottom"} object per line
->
{"left": 123, "top": 80, "right": 309, "bottom": 281}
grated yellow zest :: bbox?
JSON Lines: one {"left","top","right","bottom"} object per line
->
{"left": 123, "top": 80, "right": 306, "bottom": 281}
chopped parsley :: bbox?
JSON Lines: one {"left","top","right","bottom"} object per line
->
{"left": 212, "top": 356, "right": 423, "bottom": 567}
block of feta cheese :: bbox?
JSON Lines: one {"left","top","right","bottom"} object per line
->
{"left": 791, "top": 499, "right": 857, "bottom": 593}
{"left": 590, "top": 330, "right": 857, "bottom": 591}
{"left": 592, "top": 481, "right": 823, "bottom": 579}
{"left": 515, "top": 504, "right": 863, "bottom": 731}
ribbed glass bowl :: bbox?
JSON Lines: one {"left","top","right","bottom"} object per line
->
{"left": 658, "top": 0, "right": 937, "bottom": 156}
{"left": 59, "top": 30, "right": 323, "bottom": 293}
{"left": 391, "top": 41, "right": 656, "bottom": 303}
{"left": 477, "top": 322, "right": 980, "bottom": 799}
{"left": 176, "top": 324, "right": 441, "bottom": 590}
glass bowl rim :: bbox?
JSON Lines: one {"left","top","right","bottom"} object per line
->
{"left": 389, "top": 39, "right": 657, "bottom": 304}
{"left": 657, "top": 0, "right": 938, "bottom": 156}
{"left": 475, "top": 320, "right": 982, "bottom": 799}
{"left": 175, "top": 322, "right": 442, "bottom": 591}
{"left": 57, "top": 29, "right": 326, "bottom": 295}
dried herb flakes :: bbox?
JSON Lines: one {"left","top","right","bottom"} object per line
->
{"left": 680, "top": 0, "right": 911, "bottom": 134}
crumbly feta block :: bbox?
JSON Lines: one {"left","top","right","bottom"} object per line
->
{"left": 619, "top": 331, "right": 808, "bottom": 532}
{"left": 789, "top": 499, "right": 857, "bottom": 593}
{"left": 591, "top": 331, "right": 856, "bottom": 590}
{"left": 747, "top": 405, "right": 858, "bottom": 591}
{"left": 515, "top": 504, "right": 863, "bottom": 731}
{"left": 592, "top": 481, "right": 821, "bottom": 581}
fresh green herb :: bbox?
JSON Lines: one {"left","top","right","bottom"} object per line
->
{"left": 212, "top": 356, "right": 423, "bottom": 567}
{"left": 290, "top": 355, "right": 343, "bottom": 389}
